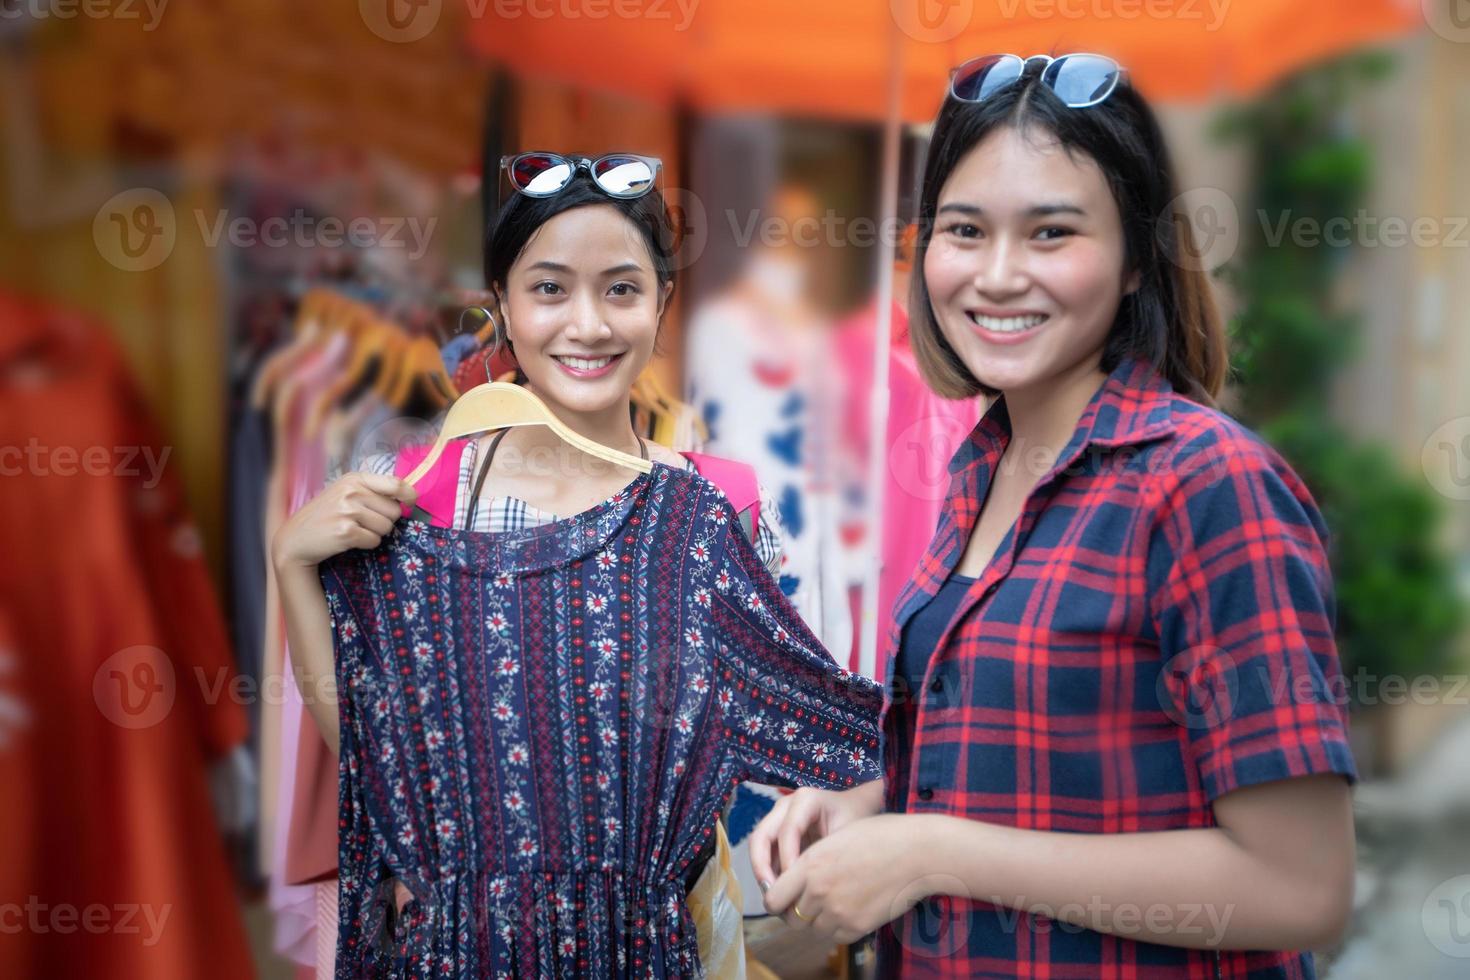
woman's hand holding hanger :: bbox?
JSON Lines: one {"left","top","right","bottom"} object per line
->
{"left": 271, "top": 472, "right": 417, "bottom": 756}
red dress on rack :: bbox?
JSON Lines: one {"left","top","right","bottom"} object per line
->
{"left": 0, "top": 293, "right": 254, "bottom": 979}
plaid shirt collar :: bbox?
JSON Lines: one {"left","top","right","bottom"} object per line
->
{"left": 945, "top": 353, "right": 1177, "bottom": 476}
{"left": 888, "top": 354, "right": 1179, "bottom": 650}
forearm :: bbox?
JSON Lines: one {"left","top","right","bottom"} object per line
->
{"left": 913, "top": 814, "right": 1346, "bottom": 952}
{"left": 273, "top": 556, "right": 341, "bottom": 755}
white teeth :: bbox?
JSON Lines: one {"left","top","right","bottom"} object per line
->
{"left": 969, "top": 312, "right": 1048, "bottom": 333}
{"left": 556, "top": 355, "right": 615, "bottom": 371}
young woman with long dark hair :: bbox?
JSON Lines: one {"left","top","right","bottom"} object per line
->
{"left": 752, "top": 54, "right": 1357, "bottom": 979}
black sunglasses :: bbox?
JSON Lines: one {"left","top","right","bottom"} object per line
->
{"left": 499, "top": 152, "right": 663, "bottom": 200}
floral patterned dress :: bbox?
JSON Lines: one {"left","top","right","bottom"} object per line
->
{"left": 320, "top": 461, "right": 884, "bottom": 978}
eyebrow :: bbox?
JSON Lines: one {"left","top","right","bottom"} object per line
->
{"left": 937, "top": 201, "right": 1087, "bottom": 218}
{"left": 526, "top": 260, "right": 648, "bottom": 276}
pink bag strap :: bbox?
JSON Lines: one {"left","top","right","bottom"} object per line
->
{"left": 684, "top": 452, "right": 760, "bottom": 540}
{"left": 393, "top": 438, "right": 473, "bottom": 527}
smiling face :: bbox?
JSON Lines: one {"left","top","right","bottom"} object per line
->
{"left": 497, "top": 203, "right": 671, "bottom": 417}
{"left": 922, "top": 125, "right": 1139, "bottom": 396}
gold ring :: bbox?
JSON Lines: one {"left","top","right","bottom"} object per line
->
{"left": 793, "top": 904, "right": 809, "bottom": 921}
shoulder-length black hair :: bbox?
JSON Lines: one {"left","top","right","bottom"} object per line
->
{"left": 910, "top": 60, "right": 1228, "bottom": 406}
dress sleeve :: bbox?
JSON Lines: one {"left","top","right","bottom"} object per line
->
{"left": 1147, "top": 436, "right": 1358, "bottom": 802}
{"left": 700, "top": 493, "right": 883, "bottom": 790}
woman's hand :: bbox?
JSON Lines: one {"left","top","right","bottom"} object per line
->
{"left": 761, "top": 813, "right": 941, "bottom": 944}
{"left": 272, "top": 472, "right": 416, "bottom": 570}
{"left": 748, "top": 781, "right": 884, "bottom": 890}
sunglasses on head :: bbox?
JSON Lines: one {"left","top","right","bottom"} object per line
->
{"left": 949, "top": 53, "right": 1126, "bottom": 108}
{"left": 499, "top": 152, "right": 663, "bottom": 200}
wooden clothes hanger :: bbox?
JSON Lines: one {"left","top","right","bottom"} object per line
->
{"left": 303, "top": 310, "right": 398, "bottom": 438}
{"left": 386, "top": 337, "right": 456, "bottom": 410}
{"left": 403, "top": 382, "right": 653, "bottom": 488}
{"left": 250, "top": 289, "right": 332, "bottom": 409}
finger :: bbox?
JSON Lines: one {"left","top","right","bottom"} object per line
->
{"left": 352, "top": 490, "right": 406, "bottom": 524}
{"left": 351, "top": 509, "right": 396, "bottom": 539}
{"left": 762, "top": 864, "right": 804, "bottom": 917}
{"left": 777, "top": 809, "right": 809, "bottom": 878}
{"left": 779, "top": 882, "right": 817, "bottom": 931}
{"left": 747, "top": 807, "right": 786, "bottom": 888}
{"left": 342, "top": 523, "right": 385, "bottom": 552}
{"left": 357, "top": 472, "right": 418, "bottom": 505}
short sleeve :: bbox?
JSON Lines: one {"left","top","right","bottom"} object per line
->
{"left": 1147, "top": 437, "right": 1358, "bottom": 801}
{"left": 702, "top": 497, "right": 883, "bottom": 790}
{"left": 359, "top": 451, "right": 398, "bottom": 478}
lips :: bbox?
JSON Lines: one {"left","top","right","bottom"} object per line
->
{"left": 552, "top": 352, "right": 626, "bottom": 379}
{"left": 555, "top": 354, "right": 618, "bottom": 371}
{"left": 966, "top": 311, "right": 1049, "bottom": 334}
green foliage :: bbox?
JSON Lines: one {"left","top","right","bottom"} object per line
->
{"left": 1216, "top": 54, "right": 1464, "bottom": 694}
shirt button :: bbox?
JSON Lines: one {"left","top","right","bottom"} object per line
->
{"left": 928, "top": 676, "right": 944, "bottom": 694}
{"left": 917, "top": 786, "right": 934, "bottom": 802}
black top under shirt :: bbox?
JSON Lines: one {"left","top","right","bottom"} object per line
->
{"left": 894, "top": 573, "right": 975, "bottom": 711}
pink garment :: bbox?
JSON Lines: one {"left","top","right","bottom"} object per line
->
{"left": 270, "top": 336, "right": 346, "bottom": 966}
{"left": 833, "top": 300, "right": 983, "bottom": 672}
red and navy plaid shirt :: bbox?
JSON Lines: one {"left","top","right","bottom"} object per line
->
{"left": 876, "top": 355, "right": 1357, "bottom": 979}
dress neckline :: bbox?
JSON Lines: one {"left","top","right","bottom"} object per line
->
{"left": 391, "top": 461, "right": 673, "bottom": 575}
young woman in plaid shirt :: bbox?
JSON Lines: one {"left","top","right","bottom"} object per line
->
{"left": 752, "top": 54, "right": 1358, "bottom": 978}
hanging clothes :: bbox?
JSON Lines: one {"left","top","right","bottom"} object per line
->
{"left": 320, "top": 462, "right": 883, "bottom": 977}
{"left": 263, "top": 332, "right": 352, "bottom": 965}
{"left": 684, "top": 294, "right": 854, "bottom": 657}
{"left": 0, "top": 291, "right": 253, "bottom": 979}
{"left": 832, "top": 299, "right": 983, "bottom": 672}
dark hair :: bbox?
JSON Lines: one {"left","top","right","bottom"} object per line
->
{"left": 910, "top": 61, "right": 1227, "bottom": 406}
{"left": 484, "top": 170, "right": 677, "bottom": 299}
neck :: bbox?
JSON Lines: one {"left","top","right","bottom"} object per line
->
{"left": 499, "top": 385, "right": 642, "bottom": 475}
{"left": 999, "top": 355, "right": 1108, "bottom": 474}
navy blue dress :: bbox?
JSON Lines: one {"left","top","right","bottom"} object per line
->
{"left": 320, "top": 462, "right": 884, "bottom": 977}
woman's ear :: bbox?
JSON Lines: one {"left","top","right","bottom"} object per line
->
{"left": 656, "top": 279, "right": 674, "bottom": 321}
{"left": 1123, "top": 267, "right": 1142, "bottom": 296}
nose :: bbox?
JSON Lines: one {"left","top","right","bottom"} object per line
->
{"left": 565, "top": 291, "right": 613, "bottom": 345}
{"left": 974, "top": 233, "right": 1031, "bottom": 299}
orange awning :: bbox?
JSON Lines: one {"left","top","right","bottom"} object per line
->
{"left": 469, "top": 0, "right": 1419, "bottom": 120}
